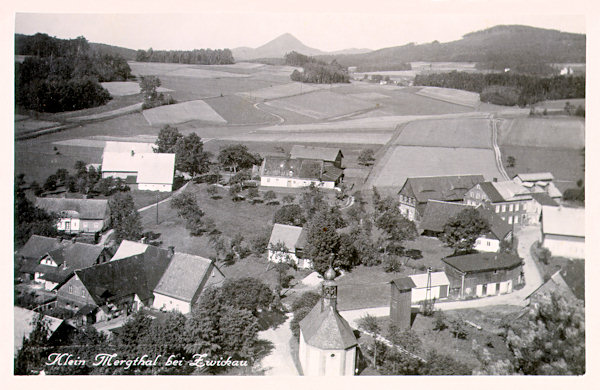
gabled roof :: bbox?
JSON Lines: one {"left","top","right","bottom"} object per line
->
{"left": 442, "top": 252, "right": 522, "bottom": 273}
{"left": 35, "top": 243, "right": 106, "bottom": 286}
{"left": 261, "top": 156, "right": 329, "bottom": 181}
{"left": 321, "top": 163, "right": 344, "bottom": 182}
{"left": 18, "top": 235, "right": 64, "bottom": 260}
{"left": 290, "top": 145, "right": 343, "bottom": 162}
{"left": 110, "top": 240, "right": 150, "bottom": 261}
{"left": 269, "top": 224, "right": 303, "bottom": 251}
{"left": 399, "top": 175, "right": 485, "bottom": 203}
{"left": 102, "top": 152, "right": 175, "bottom": 185}
{"left": 75, "top": 245, "right": 172, "bottom": 306}
{"left": 531, "top": 192, "right": 559, "bottom": 207}
{"left": 299, "top": 304, "right": 357, "bottom": 350}
{"left": 477, "top": 182, "right": 504, "bottom": 203}
{"left": 514, "top": 172, "right": 554, "bottom": 182}
{"left": 542, "top": 206, "right": 585, "bottom": 238}
{"left": 154, "top": 252, "right": 224, "bottom": 302}
{"left": 525, "top": 270, "right": 576, "bottom": 304}
{"left": 476, "top": 204, "right": 512, "bottom": 240}
{"left": 482, "top": 181, "right": 532, "bottom": 202}
{"left": 409, "top": 272, "right": 450, "bottom": 288}
{"left": 35, "top": 197, "right": 109, "bottom": 220}
{"left": 14, "top": 307, "right": 65, "bottom": 355}
{"left": 391, "top": 277, "right": 416, "bottom": 291}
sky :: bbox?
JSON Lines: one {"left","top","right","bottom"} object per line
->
{"left": 11, "top": 0, "right": 588, "bottom": 52}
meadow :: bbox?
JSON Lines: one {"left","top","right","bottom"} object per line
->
{"left": 415, "top": 86, "right": 480, "bottom": 107}
{"left": 100, "top": 81, "right": 173, "bottom": 96}
{"left": 498, "top": 117, "right": 584, "bottom": 149}
{"left": 237, "top": 82, "right": 324, "bottom": 101}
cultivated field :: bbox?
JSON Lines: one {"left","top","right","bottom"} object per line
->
{"left": 265, "top": 90, "right": 375, "bottom": 120}
{"left": 142, "top": 100, "right": 227, "bottom": 126}
{"left": 415, "top": 86, "right": 480, "bottom": 108}
{"left": 158, "top": 74, "right": 280, "bottom": 101}
{"left": 15, "top": 119, "right": 60, "bottom": 134}
{"left": 348, "top": 92, "right": 390, "bottom": 101}
{"left": 370, "top": 145, "right": 503, "bottom": 189}
{"left": 128, "top": 61, "right": 200, "bottom": 76}
{"left": 166, "top": 67, "right": 250, "bottom": 79}
{"left": 219, "top": 130, "right": 393, "bottom": 145}
{"left": 534, "top": 98, "right": 586, "bottom": 110}
{"left": 237, "top": 82, "right": 324, "bottom": 101}
{"left": 100, "top": 81, "right": 172, "bottom": 96}
{"left": 395, "top": 118, "right": 491, "bottom": 148}
{"left": 501, "top": 145, "right": 584, "bottom": 191}
{"left": 498, "top": 117, "right": 585, "bottom": 149}
{"left": 204, "top": 95, "right": 278, "bottom": 125}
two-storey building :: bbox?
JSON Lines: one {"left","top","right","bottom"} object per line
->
{"left": 464, "top": 181, "right": 532, "bottom": 225}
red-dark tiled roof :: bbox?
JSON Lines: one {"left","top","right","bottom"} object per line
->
{"left": 299, "top": 304, "right": 357, "bottom": 350}
{"left": 391, "top": 277, "right": 417, "bottom": 291}
{"left": 442, "top": 252, "right": 522, "bottom": 273}
{"left": 399, "top": 175, "right": 485, "bottom": 203}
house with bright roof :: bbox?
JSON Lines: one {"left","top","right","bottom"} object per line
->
{"left": 35, "top": 197, "right": 110, "bottom": 234}
{"left": 464, "top": 180, "right": 533, "bottom": 225}
{"left": 408, "top": 271, "right": 450, "bottom": 304}
{"left": 152, "top": 252, "right": 225, "bottom": 314}
{"left": 513, "top": 172, "right": 562, "bottom": 199}
{"left": 398, "top": 175, "right": 485, "bottom": 221}
{"left": 541, "top": 206, "right": 585, "bottom": 259}
{"left": 101, "top": 141, "right": 175, "bottom": 192}
{"left": 268, "top": 223, "right": 311, "bottom": 269}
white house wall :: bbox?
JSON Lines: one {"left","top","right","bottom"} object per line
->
{"left": 57, "top": 218, "right": 80, "bottom": 233}
{"left": 474, "top": 237, "right": 500, "bottom": 252}
{"left": 153, "top": 293, "right": 191, "bottom": 314}
{"left": 399, "top": 204, "right": 417, "bottom": 221}
{"left": 138, "top": 183, "right": 172, "bottom": 192}
{"left": 261, "top": 176, "right": 335, "bottom": 189}
{"left": 299, "top": 331, "right": 355, "bottom": 376}
{"left": 411, "top": 286, "right": 444, "bottom": 303}
{"left": 543, "top": 234, "right": 585, "bottom": 259}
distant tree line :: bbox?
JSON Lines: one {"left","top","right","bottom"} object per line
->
{"left": 15, "top": 33, "right": 132, "bottom": 112}
{"left": 285, "top": 51, "right": 350, "bottom": 84}
{"left": 414, "top": 71, "right": 585, "bottom": 106}
{"left": 135, "top": 48, "right": 234, "bottom": 65}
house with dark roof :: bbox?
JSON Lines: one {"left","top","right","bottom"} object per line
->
{"left": 419, "top": 201, "right": 512, "bottom": 253}
{"left": 260, "top": 156, "right": 344, "bottom": 189}
{"left": 541, "top": 206, "right": 585, "bottom": 259}
{"left": 152, "top": 252, "right": 225, "bottom": 314}
{"left": 268, "top": 223, "right": 311, "bottom": 269}
{"left": 463, "top": 181, "right": 532, "bottom": 225}
{"left": 14, "top": 307, "right": 75, "bottom": 356}
{"left": 16, "top": 235, "right": 67, "bottom": 281}
{"left": 398, "top": 175, "right": 484, "bottom": 221}
{"left": 289, "top": 145, "right": 343, "bottom": 168}
{"left": 513, "top": 172, "right": 562, "bottom": 199}
{"left": 524, "top": 270, "right": 577, "bottom": 307}
{"left": 35, "top": 197, "right": 110, "bottom": 234}
{"left": 299, "top": 268, "right": 357, "bottom": 376}
{"left": 56, "top": 242, "right": 173, "bottom": 324}
{"left": 442, "top": 252, "right": 523, "bottom": 298}
{"left": 527, "top": 192, "right": 559, "bottom": 224}
{"left": 33, "top": 242, "right": 110, "bottom": 291}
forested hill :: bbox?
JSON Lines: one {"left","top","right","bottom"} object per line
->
{"left": 15, "top": 33, "right": 137, "bottom": 60}
{"left": 89, "top": 42, "right": 137, "bottom": 60}
{"left": 318, "top": 25, "right": 586, "bottom": 72}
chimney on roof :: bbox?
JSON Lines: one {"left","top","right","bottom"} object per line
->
{"left": 140, "top": 237, "right": 147, "bottom": 244}
{"left": 168, "top": 246, "right": 175, "bottom": 257}
{"left": 493, "top": 178, "right": 498, "bottom": 182}
{"left": 131, "top": 150, "right": 135, "bottom": 156}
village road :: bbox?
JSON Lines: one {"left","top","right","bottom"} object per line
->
{"left": 258, "top": 315, "right": 299, "bottom": 376}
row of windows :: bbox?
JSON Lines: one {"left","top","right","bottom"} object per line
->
{"left": 494, "top": 203, "right": 526, "bottom": 213}
{"left": 68, "top": 285, "right": 86, "bottom": 297}
{"left": 500, "top": 215, "right": 520, "bottom": 224}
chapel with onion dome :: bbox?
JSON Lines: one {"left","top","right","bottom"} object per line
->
{"left": 298, "top": 266, "right": 358, "bottom": 376}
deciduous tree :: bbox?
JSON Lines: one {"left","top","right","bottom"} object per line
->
{"left": 441, "top": 208, "right": 491, "bottom": 254}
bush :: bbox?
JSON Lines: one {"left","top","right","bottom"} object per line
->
{"left": 433, "top": 312, "right": 448, "bottom": 331}
{"left": 383, "top": 255, "right": 402, "bottom": 273}
{"left": 358, "top": 149, "right": 375, "bottom": 166}
{"left": 450, "top": 318, "right": 468, "bottom": 339}
{"left": 480, "top": 85, "right": 521, "bottom": 106}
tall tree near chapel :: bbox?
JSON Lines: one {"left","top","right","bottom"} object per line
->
{"left": 441, "top": 208, "right": 490, "bottom": 254}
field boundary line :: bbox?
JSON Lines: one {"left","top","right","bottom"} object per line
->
{"left": 490, "top": 115, "right": 510, "bottom": 180}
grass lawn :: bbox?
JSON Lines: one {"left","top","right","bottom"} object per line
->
{"left": 498, "top": 116, "right": 584, "bottom": 150}
{"left": 394, "top": 118, "right": 491, "bottom": 149}
{"left": 130, "top": 190, "right": 172, "bottom": 210}
{"left": 403, "top": 236, "right": 453, "bottom": 272}
{"left": 266, "top": 90, "right": 375, "bottom": 120}
{"left": 336, "top": 265, "right": 399, "bottom": 311}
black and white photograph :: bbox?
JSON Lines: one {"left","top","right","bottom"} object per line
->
{"left": 5, "top": 0, "right": 595, "bottom": 382}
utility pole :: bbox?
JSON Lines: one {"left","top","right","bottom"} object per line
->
{"left": 156, "top": 192, "right": 159, "bottom": 225}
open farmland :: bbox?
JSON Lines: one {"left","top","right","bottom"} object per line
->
{"left": 501, "top": 145, "right": 584, "bottom": 192}
{"left": 534, "top": 98, "right": 585, "bottom": 110}
{"left": 15, "top": 119, "right": 60, "bottom": 135}
{"left": 237, "top": 82, "right": 325, "bottom": 101}
{"left": 395, "top": 118, "right": 491, "bottom": 148}
{"left": 142, "top": 100, "right": 227, "bottom": 126}
{"left": 369, "top": 145, "right": 503, "bottom": 190}
{"left": 498, "top": 117, "right": 584, "bottom": 149}
{"left": 166, "top": 67, "right": 250, "bottom": 79}
{"left": 219, "top": 130, "right": 393, "bottom": 145}
{"left": 416, "top": 86, "right": 480, "bottom": 108}
{"left": 204, "top": 95, "right": 278, "bottom": 125}
{"left": 100, "top": 81, "right": 172, "bottom": 96}
{"left": 265, "top": 90, "right": 375, "bottom": 120}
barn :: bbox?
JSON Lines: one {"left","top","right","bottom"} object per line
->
{"left": 541, "top": 206, "right": 585, "bottom": 259}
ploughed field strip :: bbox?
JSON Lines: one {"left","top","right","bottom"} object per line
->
{"left": 394, "top": 118, "right": 492, "bottom": 148}
{"left": 142, "top": 100, "right": 227, "bottom": 126}
{"left": 100, "top": 81, "right": 173, "bottom": 97}
{"left": 415, "top": 86, "right": 480, "bottom": 108}
{"left": 497, "top": 117, "right": 585, "bottom": 149}
{"left": 237, "top": 82, "right": 326, "bottom": 101}
{"left": 264, "top": 90, "right": 375, "bottom": 120}
{"left": 218, "top": 130, "right": 394, "bottom": 145}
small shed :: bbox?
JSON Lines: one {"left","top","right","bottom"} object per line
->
{"left": 390, "top": 277, "right": 415, "bottom": 330}
{"left": 408, "top": 272, "right": 449, "bottom": 304}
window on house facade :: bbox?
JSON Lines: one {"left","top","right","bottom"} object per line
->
{"left": 476, "top": 193, "right": 480, "bottom": 199}
{"left": 515, "top": 204, "right": 519, "bottom": 211}
{"left": 514, "top": 216, "right": 519, "bottom": 224}
{"left": 523, "top": 202, "right": 527, "bottom": 211}
{"left": 509, "top": 204, "right": 514, "bottom": 212}
{"left": 81, "top": 288, "right": 85, "bottom": 297}
{"left": 508, "top": 216, "right": 513, "bottom": 224}
{"left": 495, "top": 205, "right": 500, "bottom": 213}
{"left": 69, "top": 285, "right": 73, "bottom": 294}
{"left": 487, "top": 241, "right": 491, "bottom": 246}
{"left": 502, "top": 205, "right": 506, "bottom": 212}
